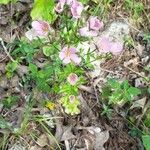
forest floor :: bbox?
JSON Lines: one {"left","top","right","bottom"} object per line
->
{"left": 0, "top": 0, "right": 150, "bottom": 150}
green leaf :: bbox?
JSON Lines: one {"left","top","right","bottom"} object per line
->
{"left": 142, "top": 135, "right": 150, "bottom": 150}
{"left": 0, "top": 116, "right": 11, "bottom": 129}
{"left": 31, "top": 0, "right": 57, "bottom": 23}
{"left": 128, "top": 87, "right": 141, "bottom": 96}
{"left": 0, "top": 0, "right": 17, "bottom": 4}
{"left": 43, "top": 46, "right": 53, "bottom": 57}
{"left": 122, "top": 80, "right": 129, "bottom": 90}
{"left": 148, "top": 87, "right": 150, "bottom": 94}
{"left": 28, "top": 63, "right": 38, "bottom": 76}
{"left": 79, "top": 0, "right": 89, "bottom": 4}
{"left": 2, "top": 96, "right": 18, "bottom": 109}
{"left": 108, "top": 79, "right": 120, "bottom": 89}
{"left": 5, "top": 61, "right": 18, "bottom": 78}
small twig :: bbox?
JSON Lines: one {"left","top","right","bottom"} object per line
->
{"left": 0, "top": 38, "right": 15, "bottom": 62}
{"left": 124, "top": 64, "right": 149, "bottom": 83}
{"left": 78, "top": 85, "right": 94, "bottom": 94}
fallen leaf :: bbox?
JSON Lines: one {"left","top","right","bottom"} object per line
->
{"left": 130, "top": 97, "right": 146, "bottom": 110}
{"left": 37, "top": 134, "right": 49, "bottom": 147}
{"left": 95, "top": 131, "right": 109, "bottom": 150}
{"left": 29, "top": 145, "right": 42, "bottom": 150}
{"left": 61, "top": 126, "right": 76, "bottom": 141}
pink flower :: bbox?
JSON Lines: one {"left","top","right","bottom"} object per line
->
{"left": 79, "top": 26, "right": 98, "bottom": 37}
{"left": 89, "top": 16, "right": 103, "bottom": 31}
{"left": 99, "top": 37, "right": 112, "bottom": 53}
{"left": 32, "top": 20, "right": 50, "bottom": 36}
{"left": 59, "top": 0, "right": 66, "bottom": 3}
{"left": 69, "top": 95, "right": 76, "bottom": 103}
{"left": 59, "top": 47, "right": 81, "bottom": 64}
{"left": 55, "top": 2, "right": 64, "bottom": 13}
{"left": 99, "top": 37, "right": 124, "bottom": 55}
{"left": 110, "top": 42, "right": 123, "bottom": 55}
{"left": 71, "top": 0, "right": 83, "bottom": 19}
{"left": 79, "top": 16, "right": 103, "bottom": 37}
{"left": 59, "top": 0, "right": 74, "bottom": 5}
{"left": 66, "top": 0, "right": 74, "bottom": 5}
{"left": 67, "top": 73, "right": 79, "bottom": 85}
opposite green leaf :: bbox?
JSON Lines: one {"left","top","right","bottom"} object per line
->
{"left": 0, "top": 0, "right": 17, "bottom": 4}
{"left": 31, "top": 0, "right": 57, "bottom": 23}
{"left": 142, "top": 135, "right": 150, "bottom": 150}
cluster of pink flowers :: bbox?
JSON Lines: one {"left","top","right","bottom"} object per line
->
{"left": 99, "top": 37, "right": 124, "bottom": 55}
{"left": 59, "top": 46, "right": 81, "bottom": 64}
{"left": 25, "top": 20, "right": 50, "bottom": 40}
{"left": 55, "top": 0, "right": 83, "bottom": 19}
{"left": 79, "top": 16, "right": 103, "bottom": 37}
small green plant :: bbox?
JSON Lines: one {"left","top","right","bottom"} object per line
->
{"left": 5, "top": 61, "right": 18, "bottom": 78}
{"left": 101, "top": 104, "right": 112, "bottom": 118}
{"left": 124, "top": 35, "right": 135, "bottom": 47}
{"left": 102, "top": 79, "right": 141, "bottom": 105}
{"left": 28, "top": 63, "right": 53, "bottom": 92}
{"left": 1, "top": 96, "right": 19, "bottom": 109}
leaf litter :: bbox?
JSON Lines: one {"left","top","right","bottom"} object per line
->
{"left": 0, "top": 0, "right": 150, "bottom": 150}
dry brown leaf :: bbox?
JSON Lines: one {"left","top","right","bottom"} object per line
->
{"left": 130, "top": 97, "right": 147, "bottom": 110}
{"left": 61, "top": 126, "right": 75, "bottom": 141}
{"left": 95, "top": 131, "right": 109, "bottom": 150}
{"left": 29, "top": 145, "right": 42, "bottom": 150}
{"left": 37, "top": 134, "right": 49, "bottom": 147}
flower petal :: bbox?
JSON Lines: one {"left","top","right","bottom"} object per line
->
{"left": 59, "top": 51, "right": 65, "bottom": 60}
{"left": 70, "top": 54, "right": 81, "bottom": 64}
{"left": 99, "top": 37, "right": 112, "bottom": 53}
{"left": 55, "top": 2, "right": 64, "bottom": 13}
{"left": 63, "top": 57, "right": 71, "bottom": 64}
{"left": 110, "top": 42, "right": 124, "bottom": 55}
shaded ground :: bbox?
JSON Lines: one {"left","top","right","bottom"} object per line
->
{"left": 0, "top": 0, "right": 150, "bottom": 150}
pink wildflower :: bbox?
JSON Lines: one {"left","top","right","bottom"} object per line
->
{"left": 71, "top": 0, "right": 83, "bottom": 19}
{"left": 32, "top": 20, "right": 50, "bottom": 36}
{"left": 66, "top": 0, "right": 74, "bottom": 5}
{"left": 99, "top": 37, "right": 112, "bottom": 53}
{"left": 99, "top": 37, "right": 124, "bottom": 55}
{"left": 110, "top": 42, "right": 123, "bottom": 55}
{"left": 59, "top": 0, "right": 66, "bottom": 3}
{"left": 79, "top": 26, "right": 98, "bottom": 37}
{"left": 59, "top": 47, "right": 81, "bottom": 64}
{"left": 69, "top": 95, "right": 76, "bottom": 103}
{"left": 55, "top": 2, "right": 65, "bottom": 13}
{"left": 89, "top": 16, "right": 103, "bottom": 31}
{"left": 67, "top": 73, "right": 79, "bottom": 85}
{"left": 79, "top": 16, "right": 103, "bottom": 37}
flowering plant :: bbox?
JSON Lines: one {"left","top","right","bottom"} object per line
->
{"left": 24, "top": 0, "right": 123, "bottom": 115}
